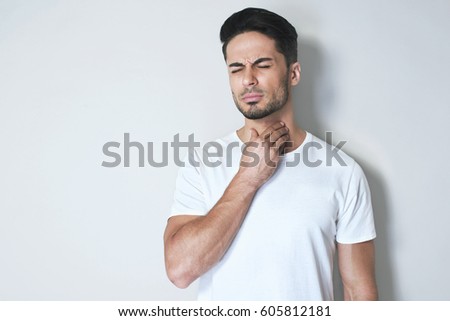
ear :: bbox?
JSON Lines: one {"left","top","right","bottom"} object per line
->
{"left": 289, "top": 62, "right": 301, "bottom": 86}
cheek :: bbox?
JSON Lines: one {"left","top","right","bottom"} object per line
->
{"left": 229, "top": 78, "right": 241, "bottom": 93}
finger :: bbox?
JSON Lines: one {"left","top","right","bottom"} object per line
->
{"left": 274, "top": 134, "right": 291, "bottom": 154}
{"left": 248, "top": 128, "right": 258, "bottom": 141}
{"left": 267, "top": 126, "right": 289, "bottom": 143}
{"left": 260, "top": 121, "right": 286, "bottom": 139}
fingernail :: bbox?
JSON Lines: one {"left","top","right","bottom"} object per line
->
{"left": 280, "top": 121, "right": 285, "bottom": 126}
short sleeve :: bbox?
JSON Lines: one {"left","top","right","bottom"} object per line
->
{"left": 169, "top": 149, "right": 208, "bottom": 218}
{"left": 336, "top": 162, "right": 376, "bottom": 244}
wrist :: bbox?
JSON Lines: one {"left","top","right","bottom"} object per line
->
{"left": 235, "top": 169, "right": 264, "bottom": 192}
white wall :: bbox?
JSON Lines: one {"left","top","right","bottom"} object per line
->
{"left": 0, "top": 0, "right": 449, "bottom": 300}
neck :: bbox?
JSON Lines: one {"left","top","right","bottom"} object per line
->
{"left": 236, "top": 103, "right": 306, "bottom": 153}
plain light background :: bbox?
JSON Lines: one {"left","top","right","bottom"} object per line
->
{"left": 1, "top": 0, "right": 449, "bottom": 300}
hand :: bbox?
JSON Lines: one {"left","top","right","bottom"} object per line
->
{"left": 238, "top": 122, "right": 290, "bottom": 189}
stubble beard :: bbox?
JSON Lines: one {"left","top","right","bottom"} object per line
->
{"left": 233, "top": 74, "right": 290, "bottom": 120}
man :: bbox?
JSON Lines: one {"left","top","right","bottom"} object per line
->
{"left": 164, "top": 7, "right": 377, "bottom": 300}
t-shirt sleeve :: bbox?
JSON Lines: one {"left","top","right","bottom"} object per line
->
{"left": 169, "top": 149, "right": 208, "bottom": 218}
{"left": 336, "top": 162, "right": 376, "bottom": 244}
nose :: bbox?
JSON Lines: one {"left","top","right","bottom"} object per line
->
{"left": 242, "top": 67, "right": 257, "bottom": 87}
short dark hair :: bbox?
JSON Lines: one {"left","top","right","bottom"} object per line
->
{"left": 220, "top": 7, "right": 298, "bottom": 67}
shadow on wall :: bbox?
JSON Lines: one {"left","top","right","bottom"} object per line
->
{"left": 293, "top": 39, "right": 395, "bottom": 300}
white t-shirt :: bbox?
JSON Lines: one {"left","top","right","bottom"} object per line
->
{"left": 170, "top": 131, "right": 376, "bottom": 300}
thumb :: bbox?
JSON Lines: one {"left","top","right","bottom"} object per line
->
{"left": 248, "top": 128, "right": 259, "bottom": 140}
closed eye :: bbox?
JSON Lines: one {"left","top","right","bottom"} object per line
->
{"left": 231, "top": 65, "right": 270, "bottom": 73}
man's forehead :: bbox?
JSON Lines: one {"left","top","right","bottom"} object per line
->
{"left": 225, "top": 31, "right": 280, "bottom": 62}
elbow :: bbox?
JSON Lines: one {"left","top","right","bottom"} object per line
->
{"left": 167, "top": 268, "right": 192, "bottom": 289}
{"left": 165, "top": 258, "right": 197, "bottom": 289}
{"left": 164, "top": 229, "right": 201, "bottom": 289}
{"left": 343, "top": 282, "right": 378, "bottom": 301}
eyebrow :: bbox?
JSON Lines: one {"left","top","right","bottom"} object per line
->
{"left": 228, "top": 57, "right": 273, "bottom": 68}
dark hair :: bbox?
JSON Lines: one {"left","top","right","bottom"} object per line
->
{"left": 220, "top": 7, "right": 298, "bottom": 67}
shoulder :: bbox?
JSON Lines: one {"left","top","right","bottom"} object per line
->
{"left": 303, "top": 133, "right": 358, "bottom": 172}
{"left": 301, "top": 133, "right": 369, "bottom": 190}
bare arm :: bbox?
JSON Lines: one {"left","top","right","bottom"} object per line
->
{"left": 337, "top": 240, "right": 378, "bottom": 300}
{"left": 164, "top": 173, "right": 257, "bottom": 288}
{"left": 164, "top": 122, "right": 289, "bottom": 288}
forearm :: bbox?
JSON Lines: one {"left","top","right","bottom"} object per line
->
{"left": 165, "top": 123, "right": 289, "bottom": 288}
{"left": 165, "top": 172, "right": 258, "bottom": 288}
{"left": 338, "top": 241, "right": 378, "bottom": 301}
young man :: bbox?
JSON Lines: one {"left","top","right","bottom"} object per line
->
{"left": 164, "top": 8, "right": 378, "bottom": 300}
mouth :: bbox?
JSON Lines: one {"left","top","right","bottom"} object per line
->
{"left": 242, "top": 93, "right": 263, "bottom": 103}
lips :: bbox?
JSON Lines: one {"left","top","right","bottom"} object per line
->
{"left": 242, "top": 93, "right": 263, "bottom": 103}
